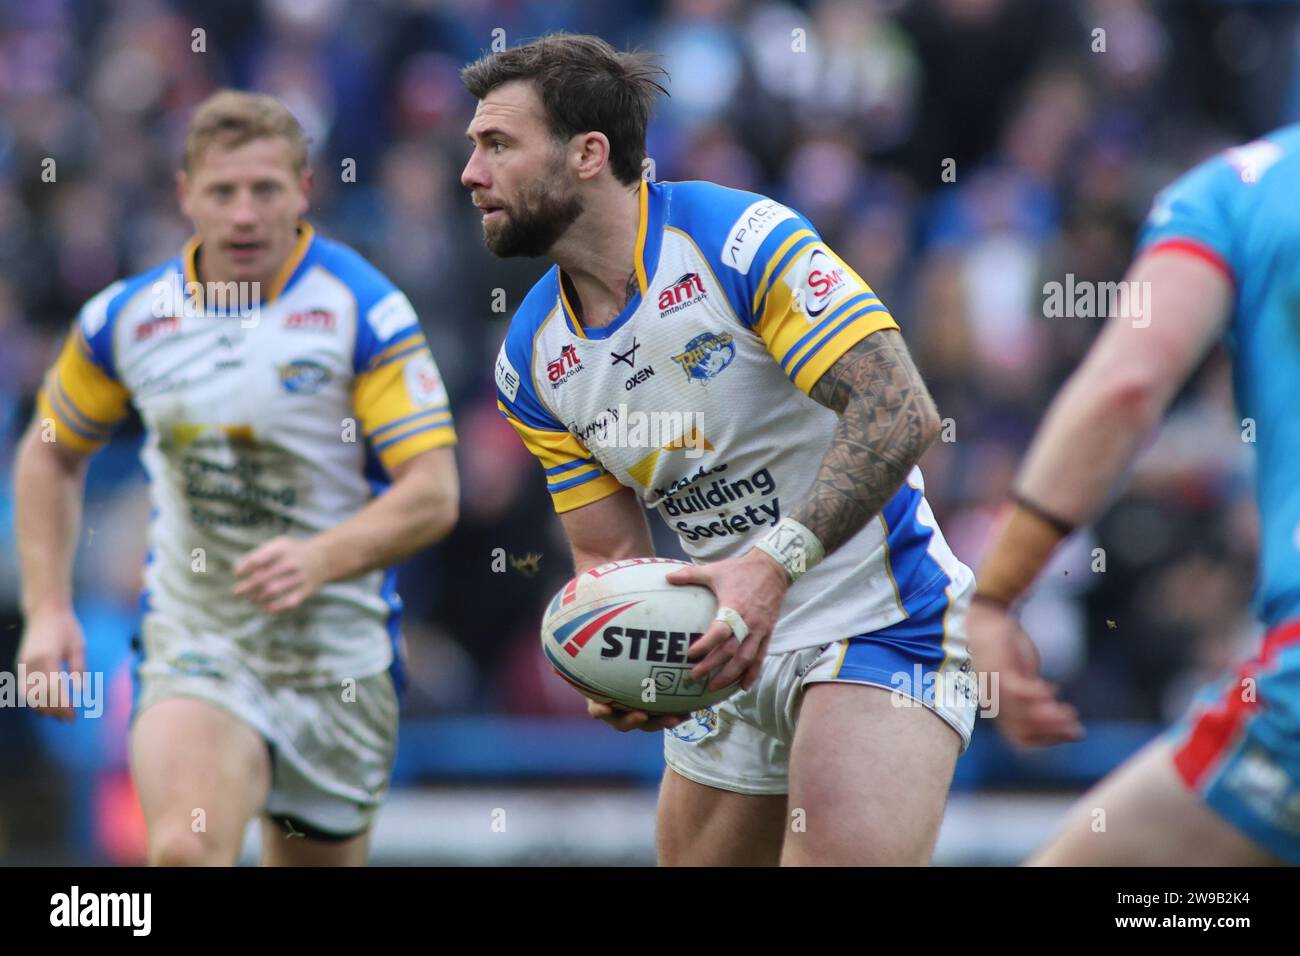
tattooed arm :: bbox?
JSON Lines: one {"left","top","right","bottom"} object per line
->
{"left": 667, "top": 327, "right": 940, "bottom": 694}
{"left": 790, "top": 328, "right": 942, "bottom": 555}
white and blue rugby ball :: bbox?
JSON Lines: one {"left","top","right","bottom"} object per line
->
{"left": 540, "top": 558, "right": 739, "bottom": 714}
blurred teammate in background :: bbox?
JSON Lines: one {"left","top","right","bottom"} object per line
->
{"left": 971, "top": 125, "right": 1300, "bottom": 865}
{"left": 13, "top": 90, "right": 459, "bottom": 865}
{"left": 465, "top": 34, "right": 976, "bottom": 866}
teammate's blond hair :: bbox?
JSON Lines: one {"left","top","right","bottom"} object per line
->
{"left": 183, "top": 90, "right": 308, "bottom": 173}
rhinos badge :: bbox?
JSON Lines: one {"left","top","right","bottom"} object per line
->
{"left": 671, "top": 332, "right": 735, "bottom": 384}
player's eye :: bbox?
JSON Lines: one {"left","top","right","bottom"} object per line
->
{"left": 492, "top": 141, "right": 507, "bottom": 154}
{"left": 253, "top": 182, "right": 283, "bottom": 197}
{"left": 209, "top": 184, "right": 234, "bottom": 199}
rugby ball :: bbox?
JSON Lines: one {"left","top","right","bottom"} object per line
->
{"left": 540, "top": 557, "right": 739, "bottom": 714}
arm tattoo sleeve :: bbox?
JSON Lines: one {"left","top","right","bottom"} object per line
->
{"left": 790, "top": 329, "right": 941, "bottom": 556}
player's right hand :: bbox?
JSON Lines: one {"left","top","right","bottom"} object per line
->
{"left": 15, "top": 606, "right": 87, "bottom": 722}
{"left": 967, "top": 598, "right": 1084, "bottom": 747}
{"left": 586, "top": 699, "right": 688, "bottom": 733}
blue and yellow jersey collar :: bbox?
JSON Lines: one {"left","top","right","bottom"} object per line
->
{"left": 557, "top": 179, "right": 664, "bottom": 340}
{"left": 181, "top": 220, "right": 316, "bottom": 310}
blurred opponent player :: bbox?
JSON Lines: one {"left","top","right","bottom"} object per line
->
{"left": 970, "top": 125, "right": 1300, "bottom": 865}
{"left": 13, "top": 91, "right": 459, "bottom": 865}
{"left": 463, "top": 34, "right": 977, "bottom": 865}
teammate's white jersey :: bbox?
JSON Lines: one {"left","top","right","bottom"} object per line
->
{"left": 40, "top": 224, "right": 456, "bottom": 684}
{"left": 496, "top": 180, "right": 971, "bottom": 654}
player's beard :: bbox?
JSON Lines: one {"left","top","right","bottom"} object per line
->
{"left": 483, "top": 163, "right": 584, "bottom": 259}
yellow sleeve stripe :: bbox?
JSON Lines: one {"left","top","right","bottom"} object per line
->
{"left": 790, "top": 315, "right": 900, "bottom": 395}
{"left": 38, "top": 329, "right": 131, "bottom": 450}
{"left": 36, "top": 389, "right": 106, "bottom": 452}
{"left": 497, "top": 401, "right": 599, "bottom": 471}
{"left": 750, "top": 229, "right": 817, "bottom": 317}
{"left": 371, "top": 413, "right": 455, "bottom": 453}
{"left": 50, "top": 378, "right": 118, "bottom": 435}
{"left": 551, "top": 473, "right": 623, "bottom": 513}
{"left": 496, "top": 400, "right": 622, "bottom": 512}
{"left": 777, "top": 292, "right": 883, "bottom": 373}
{"left": 368, "top": 332, "right": 427, "bottom": 371}
{"left": 374, "top": 421, "right": 456, "bottom": 471}
{"left": 546, "top": 461, "right": 602, "bottom": 488}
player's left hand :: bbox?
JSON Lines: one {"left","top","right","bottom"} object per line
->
{"left": 232, "top": 536, "right": 331, "bottom": 614}
{"left": 666, "top": 549, "right": 790, "bottom": 692}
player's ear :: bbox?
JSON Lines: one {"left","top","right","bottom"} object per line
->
{"left": 175, "top": 169, "right": 192, "bottom": 219}
{"left": 573, "top": 131, "right": 610, "bottom": 182}
{"left": 296, "top": 166, "right": 313, "bottom": 215}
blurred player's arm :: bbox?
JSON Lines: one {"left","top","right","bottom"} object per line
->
{"left": 13, "top": 415, "right": 92, "bottom": 629}
{"left": 978, "top": 249, "right": 1233, "bottom": 607}
{"left": 14, "top": 321, "right": 131, "bottom": 719}
{"left": 971, "top": 250, "right": 1232, "bottom": 746}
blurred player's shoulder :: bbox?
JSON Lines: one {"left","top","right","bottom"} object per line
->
{"left": 275, "top": 230, "right": 425, "bottom": 367}
{"left": 72, "top": 258, "right": 180, "bottom": 370}
{"left": 306, "top": 233, "right": 403, "bottom": 309}
{"left": 1140, "top": 123, "right": 1300, "bottom": 276}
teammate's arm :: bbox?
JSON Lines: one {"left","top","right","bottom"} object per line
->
{"left": 15, "top": 302, "right": 132, "bottom": 720}
{"left": 971, "top": 249, "right": 1233, "bottom": 746}
{"left": 12, "top": 418, "right": 93, "bottom": 721}
{"left": 232, "top": 446, "right": 459, "bottom": 613}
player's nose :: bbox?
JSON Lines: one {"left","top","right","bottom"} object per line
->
{"left": 461, "top": 150, "right": 489, "bottom": 191}
{"left": 230, "top": 189, "right": 259, "bottom": 227}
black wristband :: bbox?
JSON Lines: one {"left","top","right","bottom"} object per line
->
{"left": 971, "top": 591, "right": 1011, "bottom": 610}
{"left": 1012, "top": 493, "right": 1076, "bottom": 538}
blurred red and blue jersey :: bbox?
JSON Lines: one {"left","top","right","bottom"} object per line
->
{"left": 1136, "top": 124, "right": 1300, "bottom": 628}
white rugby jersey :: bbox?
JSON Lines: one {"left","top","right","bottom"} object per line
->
{"left": 496, "top": 180, "right": 972, "bottom": 653}
{"left": 39, "top": 223, "right": 456, "bottom": 684}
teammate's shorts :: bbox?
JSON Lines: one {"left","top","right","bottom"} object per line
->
{"left": 131, "top": 613, "right": 399, "bottom": 838}
{"left": 663, "top": 582, "right": 978, "bottom": 795}
{"left": 1169, "top": 619, "right": 1300, "bottom": 864}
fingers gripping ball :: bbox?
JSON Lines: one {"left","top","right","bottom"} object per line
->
{"left": 540, "top": 558, "right": 742, "bottom": 714}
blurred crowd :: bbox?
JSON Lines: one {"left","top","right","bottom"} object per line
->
{"left": 1, "top": 0, "right": 1296, "bottom": 802}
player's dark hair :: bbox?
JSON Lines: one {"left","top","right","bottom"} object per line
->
{"left": 461, "top": 33, "right": 668, "bottom": 186}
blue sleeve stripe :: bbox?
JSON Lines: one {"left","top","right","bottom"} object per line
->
{"left": 778, "top": 292, "right": 878, "bottom": 374}
{"left": 548, "top": 467, "right": 604, "bottom": 493}
{"left": 367, "top": 340, "right": 426, "bottom": 372}
{"left": 545, "top": 456, "right": 597, "bottom": 477}
{"left": 788, "top": 303, "right": 891, "bottom": 383}
{"left": 753, "top": 234, "right": 819, "bottom": 325}
{"left": 371, "top": 417, "right": 454, "bottom": 452}
{"left": 369, "top": 406, "right": 451, "bottom": 439}
{"left": 47, "top": 387, "right": 111, "bottom": 442}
